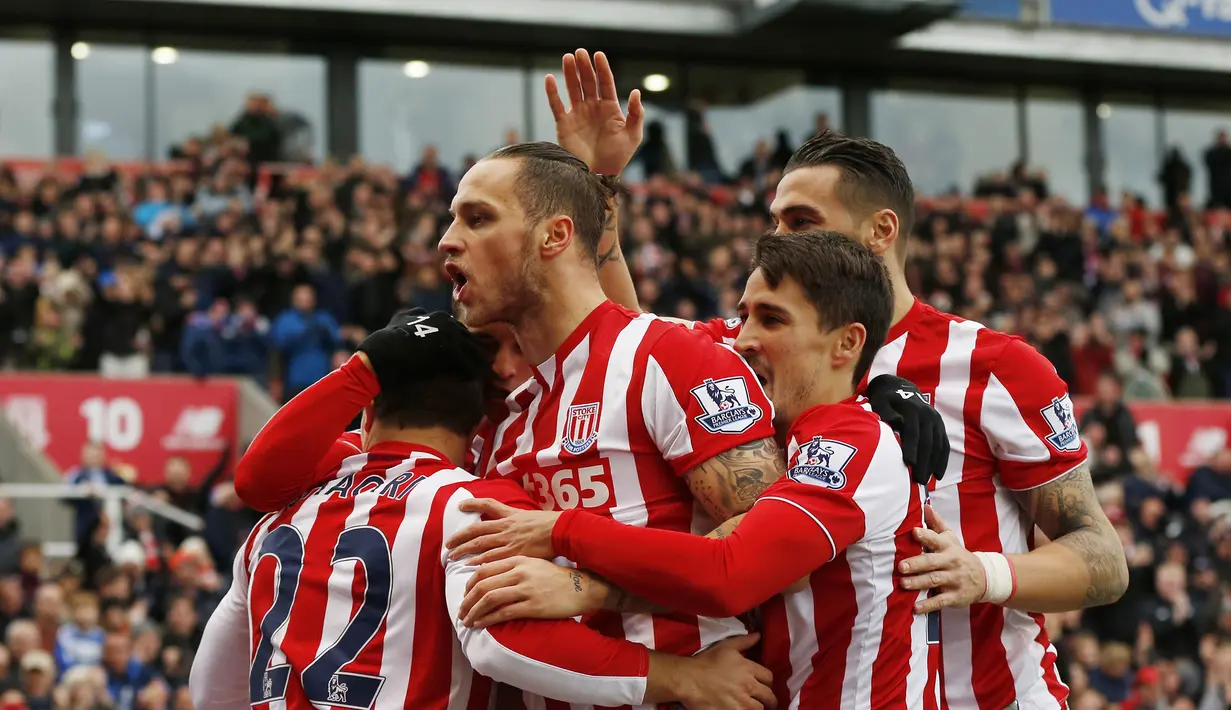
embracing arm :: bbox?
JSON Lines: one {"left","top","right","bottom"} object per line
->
{"left": 554, "top": 503, "right": 829, "bottom": 618}
{"left": 1006, "top": 463, "right": 1129, "bottom": 612}
{"left": 235, "top": 355, "right": 376, "bottom": 511}
{"left": 684, "top": 437, "right": 785, "bottom": 522}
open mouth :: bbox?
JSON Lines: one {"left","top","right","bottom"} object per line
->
{"left": 444, "top": 261, "right": 469, "bottom": 301}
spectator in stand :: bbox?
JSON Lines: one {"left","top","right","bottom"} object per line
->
{"left": 1204, "top": 129, "right": 1231, "bottom": 209}
{"left": 221, "top": 297, "right": 269, "bottom": 384}
{"left": 64, "top": 443, "right": 125, "bottom": 544}
{"left": 0, "top": 502, "right": 20, "bottom": 579}
{"left": 229, "top": 93, "right": 282, "bottom": 167}
{"left": 1081, "top": 372, "right": 1140, "bottom": 468}
{"left": 1169, "top": 326, "right": 1217, "bottom": 398}
{"left": 20, "top": 650, "right": 55, "bottom": 710}
{"left": 403, "top": 144, "right": 453, "bottom": 201}
{"left": 270, "top": 282, "right": 340, "bottom": 401}
{"left": 54, "top": 592, "right": 104, "bottom": 674}
{"left": 93, "top": 271, "right": 151, "bottom": 379}
{"left": 179, "top": 298, "right": 228, "bottom": 379}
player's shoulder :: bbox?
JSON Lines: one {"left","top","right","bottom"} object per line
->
{"left": 789, "top": 399, "right": 887, "bottom": 452}
{"left": 454, "top": 477, "right": 538, "bottom": 511}
{"left": 644, "top": 314, "right": 740, "bottom": 359}
{"left": 784, "top": 399, "right": 902, "bottom": 488}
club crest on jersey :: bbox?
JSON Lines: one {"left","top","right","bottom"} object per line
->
{"left": 725, "top": 317, "right": 741, "bottom": 329}
{"left": 562, "top": 402, "right": 601, "bottom": 455}
{"left": 788, "top": 436, "right": 856, "bottom": 489}
{"left": 690, "top": 377, "right": 763, "bottom": 434}
{"left": 1040, "top": 394, "right": 1081, "bottom": 452}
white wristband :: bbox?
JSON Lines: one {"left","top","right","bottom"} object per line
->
{"left": 974, "top": 552, "right": 1016, "bottom": 605}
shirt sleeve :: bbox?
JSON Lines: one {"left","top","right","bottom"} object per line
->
{"left": 684, "top": 317, "right": 742, "bottom": 346}
{"left": 442, "top": 482, "right": 650, "bottom": 707}
{"left": 640, "top": 323, "right": 776, "bottom": 476}
{"left": 235, "top": 355, "right": 378, "bottom": 511}
{"left": 980, "top": 338, "right": 1089, "bottom": 491}
{"left": 189, "top": 547, "right": 252, "bottom": 710}
{"left": 552, "top": 498, "right": 832, "bottom": 619}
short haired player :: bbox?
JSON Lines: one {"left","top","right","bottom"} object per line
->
{"left": 450, "top": 231, "right": 932, "bottom": 709}
{"left": 543, "top": 50, "right": 1127, "bottom": 710}
{"left": 189, "top": 310, "right": 775, "bottom": 710}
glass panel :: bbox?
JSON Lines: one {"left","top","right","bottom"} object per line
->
{"left": 689, "top": 66, "right": 841, "bottom": 179}
{"left": 78, "top": 44, "right": 148, "bottom": 160}
{"left": 1162, "top": 99, "right": 1231, "bottom": 208}
{"left": 1101, "top": 98, "right": 1160, "bottom": 208}
{"left": 871, "top": 85, "right": 1017, "bottom": 197}
{"left": 0, "top": 39, "right": 54, "bottom": 157}
{"left": 154, "top": 49, "right": 327, "bottom": 162}
{"left": 1026, "top": 90, "right": 1087, "bottom": 204}
{"left": 530, "top": 56, "right": 566, "bottom": 144}
{"left": 359, "top": 56, "right": 525, "bottom": 174}
{"left": 622, "top": 61, "right": 685, "bottom": 181}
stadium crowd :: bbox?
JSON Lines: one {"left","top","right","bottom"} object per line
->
{"left": 0, "top": 93, "right": 1230, "bottom": 709}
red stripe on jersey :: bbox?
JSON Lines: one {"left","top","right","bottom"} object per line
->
{"left": 796, "top": 549, "right": 856, "bottom": 707}
{"left": 632, "top": 320, "right": 704, "bottom": 659}
{"left": 760, "top": 597, "right": 791, "bottom": 708}
{"left": 957, "top": 330, "right": 1014, "bottom": 709}
{"left": 870, "top": 492, "right": 926, "bottom": 709}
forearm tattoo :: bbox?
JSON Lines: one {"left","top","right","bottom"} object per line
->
{"left": 1030, "top": 463, "right": 1129, "bottom": 607}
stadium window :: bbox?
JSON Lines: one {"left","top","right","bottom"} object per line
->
{"left": 77, "top": 43, "right": 149, "bottom": 160}
{"left": 1101, "top": 96, "right": 1162, "bottom": 209}
{"left": 0, "top": 38, "right": 54, "bottom": 158}
{"left": 1162, "top": 97, "right": 1231, "bottom": 208}
{"left": 360, "top": 53, "right": 526, "bottom": 174}
{"left": 153, "top": 48, "right": 327, "bottom": 162}
{"left": 871, "top": 83, "right": 1017, "bottom": 198}
{"left": 687, "top": 65, "right": 841, "bottom": 181}
{"left": 618, "top": 60, "right": 685, "bottom": 182}
{"left": 1026, "top": 89, "right": 1087, "bottom": 205}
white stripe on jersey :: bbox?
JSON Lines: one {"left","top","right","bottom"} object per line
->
{"left": 934, "top": 321, "right": 982, "bottom": 486}
{"left": 536, "top": 334, "right": 592, "bottom": 470}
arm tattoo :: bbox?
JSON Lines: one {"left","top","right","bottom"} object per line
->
{"left": 1029, "top": 463, "right": 1129, "bottom": 607}
{"left": 687, "top": 437, "right": 785, "bottom": 521}
{"left": 570, "top": 570, "right": 584, "bottom": 594}
{"left": 597, "top": 213, "right": 621, "bottom": 268}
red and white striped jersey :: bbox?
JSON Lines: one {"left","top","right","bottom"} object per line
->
{"left": 480, "top": 300, "right": 777, "bottom": 710}
{"left": 549, "top": 398, "right": 929, "bottom": 710}
{"left": 760, "top": 400, "right": 929, "bottom": 710}
{"left": 694, "top": 299, "right": 1086, "bottom": 710}
{"left": 191, "top": 441, "right": 656, "bottom": 710}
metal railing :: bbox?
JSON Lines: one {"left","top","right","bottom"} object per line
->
{"left": 0, "top": 483, "right": 203, "bottom": 559}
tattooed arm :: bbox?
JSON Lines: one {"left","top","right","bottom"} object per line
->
{"left": 595, "top": 193, "right": 642, "bottom": 312}
{"left": 1006, "top": 463, "right": 1129, "bottom": 611}
{"left": 902, "top": 463, "right": 1129, "bottom": 614}
{"left": 684, "top": 438, "right": 786, "bottom": 522}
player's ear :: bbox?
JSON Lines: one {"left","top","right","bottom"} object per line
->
{"left": 540, "top": 215, "right": 574, "bottom": 260}
{"left": 864, "top": 208, "right": 899, "bottom": 257}
{"left": 831, "top": 322, "right": 867, "bottom": 372}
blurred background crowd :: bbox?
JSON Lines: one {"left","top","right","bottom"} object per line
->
{"left": 0, "top": 101, "right": 1230, "bottom": 710}
{"left": 1, "top": 0, "right": 1231, "bottom": 707}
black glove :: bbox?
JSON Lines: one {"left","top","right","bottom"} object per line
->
{"left": 357, "top": 309, "right": 491, "bottom": 392}
{"left": 864, "top": 374, "right": 949, "bottom": 487}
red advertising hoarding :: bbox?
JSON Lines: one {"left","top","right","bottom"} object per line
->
{"left": 0, "top": 375, "right": 238, "bottom": 486}
{"left": 1072, "top": 399, "right": 1231, "bottom": 485}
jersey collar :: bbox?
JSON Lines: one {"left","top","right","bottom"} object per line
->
{"left": 530, "top": 300, "right": 619, "bottom": 390}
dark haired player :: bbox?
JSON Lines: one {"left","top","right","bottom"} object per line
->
{"left": 451, "top": 232, "right": 931, "bottom": 709}
{"left": 190, "top": 310, "right": 775, "bottom": 710}
{"left": 551, "top": 49, "right": 1126, "bottom": 710}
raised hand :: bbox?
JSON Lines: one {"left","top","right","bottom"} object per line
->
{"left": 546, "top": 49, "right": 644, "bottom": 175}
